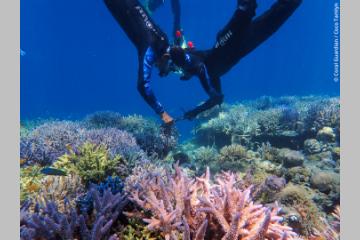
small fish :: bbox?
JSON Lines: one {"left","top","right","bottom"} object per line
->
{"left": 41, "top": 167, "right": 67, "bottom": 176}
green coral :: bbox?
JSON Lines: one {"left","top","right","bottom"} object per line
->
{"left": 20, "top": 165, "right": 45, "bottom": 202}
{"left": 54, "top": 142, "right": 122, "bottom": 184}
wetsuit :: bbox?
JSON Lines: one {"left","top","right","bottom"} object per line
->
{"left": 182, "top": 0, "right": 302, "bottom": 119}
{"left": 145, "top": 0, "right": 182, "bottom": 41}
{"left": 104, "top": 0, "right": 170, "bottom": 115}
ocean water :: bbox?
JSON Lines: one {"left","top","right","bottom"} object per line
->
{"left": 21, "top": 0, "right": 340, "bottom": 122}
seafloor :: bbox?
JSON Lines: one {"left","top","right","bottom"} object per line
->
{"left": 20, "top": 95, "right": 340, "bottom": 240}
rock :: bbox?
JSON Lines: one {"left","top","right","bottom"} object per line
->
{"left": 279, "top": 148, "right": 304, "bottom": 168}
{"left": 317, "top": 127, "right": 336, "bottom": 142}
{"left": 304, "top": 139, "right": 322, "bottom": 154}
{"left": 310, "top": 171, "right": 339, "bottom": 193}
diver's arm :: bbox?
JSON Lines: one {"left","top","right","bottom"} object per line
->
{"left": 170, "top": 0, "right": 181, "bottom": 38}
{"left": 137, "top": 47, "right": 165, "bottom": 115}
{"left": 184, "top": 65, "right": 224, "bottom": 120}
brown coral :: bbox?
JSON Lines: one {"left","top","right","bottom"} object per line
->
{"left": 127, "top": 164, "right": 300, "bottom": 240}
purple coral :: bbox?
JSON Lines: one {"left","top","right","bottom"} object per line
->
{"left": 20, "top": 188, "right": 128, "bottom": 240}
{"left": 20, "top": 121, "right": 86, "bottom": 166}
{"left": 20, "top": 121, "right": 148, "bottom": 166}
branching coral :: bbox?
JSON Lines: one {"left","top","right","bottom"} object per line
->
{"left": 20, "top": 121, "right": 86, "bottom": 166}
{"left": 54, "top": 142, "right": 122, "bottom": 184}
{"left": 127, "top": 164, "right": 300, "bottom": 240}
{"left": 20, "top": 121, "right": 148, "bottom": 168}
{"left": 21, "top": 188, "right": 129, "bottom": 240}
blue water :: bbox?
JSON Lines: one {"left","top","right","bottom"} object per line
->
{"left": 21, "top": 0, "right": 340, "bottom": 123}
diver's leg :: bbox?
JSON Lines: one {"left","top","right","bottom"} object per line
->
{"left": 204, "top": 0, "right": 257, "bottom": 77}
{"left": 238, "top": 0, "right": 302, "bottom": 57}
{"left": 104, "top": 0, "right": 161, "bottom": 51}
{"left": 214, "top": 0, "right": 257, "bottom": 50}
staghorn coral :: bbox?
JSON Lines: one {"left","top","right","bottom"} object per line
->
{"left": 54, "top": 142, "right": 122, "bottom": 184}
{"left": 127, "top": 164, "right": 300, "bottom": 240}
{"left": 20, "top": 188, "right": 129, "bottom": 240}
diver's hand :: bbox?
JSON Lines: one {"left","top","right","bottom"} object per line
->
{"left": 160, "top": 112, "right": 175, "bottom": 126}
{"left": 180, "top": 73, "right": 192, "bottom": 81}
{"left": 183, "top": 109, "right": 199, "bottom": 121}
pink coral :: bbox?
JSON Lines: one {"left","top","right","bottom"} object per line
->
{"left": 127, "top": 164, "right": 301, "bottom": 240}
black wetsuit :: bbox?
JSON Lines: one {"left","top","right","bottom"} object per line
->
{"left": 183, "top": 0, "right": 303, "bottom": 119}
{"left": 104, "top": 0, "right": 170, "bottom": 115}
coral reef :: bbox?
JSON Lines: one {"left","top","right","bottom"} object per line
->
{"left": 19, "top": 95, "right": 341, "bottom": 240}
{"left": 127, "top": 164, "right": 300, "bottom": 239}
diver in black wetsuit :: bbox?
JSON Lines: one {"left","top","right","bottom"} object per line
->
{"left": 144, "top": 0, "right": 182, "bottom": 41}
{"left": 170, "top": 0, "right": 303, "bottom": 120}
{"left": 104, "top": 0, "right": 176, "bottom": 125}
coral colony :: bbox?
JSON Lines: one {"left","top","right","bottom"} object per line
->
{"left": 20, "top": 96, "right": 340, "bottom": 240}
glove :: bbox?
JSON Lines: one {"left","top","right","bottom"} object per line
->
{"left": 184, "top": 109, "right": 199, "bottom": 120}
{"left": 180, "top": 73, "right": 192, "bottom": 81}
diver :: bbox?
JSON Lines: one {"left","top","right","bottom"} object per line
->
{"left": 169, "top": 0, "right": 303, "bottom": 120}
{"left": 104, "top": 0, "right": 177, "bottom": 125}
